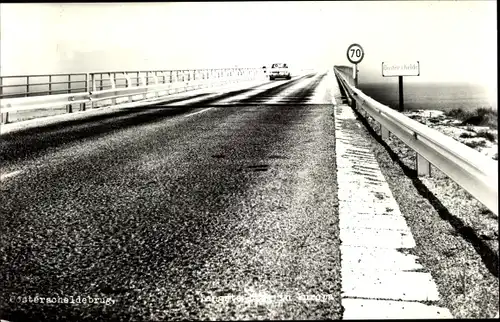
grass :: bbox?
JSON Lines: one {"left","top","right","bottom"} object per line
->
{"left": 465, "top": 140, "right": 487, "bottom": 149}
{"left": 459, "top": 132, "right": 475, "bottom": 139}
{"left": 458, "top": 130, "right": 495, "bottom": 142}
{"left": 475, "top": 131, "right": 497, "bottom": 142}
{"left": 445, "top": 107, "right": 498, "bottom": 130}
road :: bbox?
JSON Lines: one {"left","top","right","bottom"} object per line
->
{"left": 0, "top": 73, "right": 343, "bottom": 320}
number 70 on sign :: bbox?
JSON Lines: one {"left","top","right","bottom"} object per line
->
{"left": 346, "top": 44, "right": 364, "bottom": 64}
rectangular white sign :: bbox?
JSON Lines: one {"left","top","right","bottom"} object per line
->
{"left": 382, "top": 61, "right": 420, "bottom": 77}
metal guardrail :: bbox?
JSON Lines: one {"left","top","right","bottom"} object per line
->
{"left": 1, "top": 93, "right": 91, "bottom": 113}
{"left": 333, "top": 66, "right": 498, "bottom": 216}
{"left": 0, "top": 68, "right": 262, "bottom": 123}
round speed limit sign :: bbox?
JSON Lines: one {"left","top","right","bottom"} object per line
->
{"left": 347, "top": 43, "right": 364, "bottom": 64}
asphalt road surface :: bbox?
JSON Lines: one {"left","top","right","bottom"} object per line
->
{"left": 0, "top": 73, "right": 343, "bottom": 321}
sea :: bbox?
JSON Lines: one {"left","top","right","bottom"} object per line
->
{"left": 357, "top": 82, "right": 497, "bottom": 112}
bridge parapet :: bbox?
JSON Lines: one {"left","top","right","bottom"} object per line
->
{"left": 0, "top": 67, "right": 264, "bottom": 123}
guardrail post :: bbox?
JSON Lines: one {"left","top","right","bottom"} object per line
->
{"left": 416, "top": 153, "right": 431, "bottom": 176}
{"left": 381, "top": 125, "right": 390, "bottom": 140}
{"left": 26, "top": 76, "right": 30, "bottom": 97}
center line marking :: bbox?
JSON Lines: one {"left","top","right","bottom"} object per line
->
{"left": 0, "top": 170, "right": 22, "bottom": 181}
{"left": 184, "top": 107, "right": 214, "bottom": 118}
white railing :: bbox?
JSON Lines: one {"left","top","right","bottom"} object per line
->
{"left": 0, "top": 68, "right": 263, "bottom": 124}
{"left": 333, "top": 67, "right": 498, "bottom": 216}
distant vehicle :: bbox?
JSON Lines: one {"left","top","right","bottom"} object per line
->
{"left": 269, "top": 63, "right": 291, "bottom": 81}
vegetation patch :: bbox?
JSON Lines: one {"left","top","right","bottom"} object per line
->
{"left": 465, "top": 140, "right": 487, "bottom": 149}
{"left": 445, "top": 108, "right": 498, "bottom": 129}
{"left": 475, "top": 131, "right": 496, "bottom": 142}
{"left": 459, "top": 132, "right": 476, "bottom": 139}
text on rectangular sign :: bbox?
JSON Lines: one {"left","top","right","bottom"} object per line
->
{"left": 382, "top": 62, "right": 420, "bottom": 77}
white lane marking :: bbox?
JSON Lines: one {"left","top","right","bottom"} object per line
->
{"left": 331, "top": 75, "right": 453, "bottom": 319}
{"left": 184, "top": 107, "right": 213, "bottom": 118}
{"left": 166, "top": 94, "right": 219, "bottom": 107}
{"left": 0, "top": 170, "right": 22, "bottom": 181}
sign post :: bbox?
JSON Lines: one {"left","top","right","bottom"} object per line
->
{"left": 399, "top": 76, "right": 404, "bottom": 110}
{"left": 346, "top": 43, "right": 364, "bottom": 87}
{"left": 382, "top": 61, "right": 420, "bottom": 111}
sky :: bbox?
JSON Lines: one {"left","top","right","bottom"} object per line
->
{"left": 0, "top": 1, "right": 497, "bottom": 93}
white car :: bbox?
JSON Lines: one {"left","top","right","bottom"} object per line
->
{"left": 269, "top": 63, "right": 291, "bottom": 81}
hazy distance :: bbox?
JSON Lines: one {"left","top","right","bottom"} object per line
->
{"left": 0, "top": 1, "right": 496, "bottom": 99}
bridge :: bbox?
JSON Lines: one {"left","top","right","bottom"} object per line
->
{"left": 0, "top": 65, "right": 498, "bottom": 320}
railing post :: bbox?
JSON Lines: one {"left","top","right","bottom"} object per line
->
{"left": 1, "top": 112, "right": 9, "bottom": 124}
{"left": 26, "top": 76, "right": 30, "bottom": 97}
{"left": 48, "top": 75, "right": 52, "bottom": 95}
{"left": 139, "top": 72, "right": 147, "bottom": 99}
{"left": 416, "top": 153, "right": 431, "bottom": 176}
{"left": 91, "top": 73, "right": 97, "bottom": 109}
{"left": 66, "top": 74, "right": 73, "bottom": 113}
{"left": 108, "top": 73, "right": 116, "bottom": 89}
{"left": 92, "top": 73, "right": 97, "bottom": 92}
{"left": 183, "top": 71, "right": 188, "bottom": 92}
{"left": 153, "top": 73, "right": 159, "bottom": 98}
{"left": 124, "top": 73, "right": 133, "bottom": 102}
{"left": 108, "top": 73, "right": 116, "bottom": 105}
{"left": 80, "top": 73, "right": 88, "bottom": 111}
{"left": 124, "top": 73, "right": 131, "bottom": 88}
{"left": 1, "top": 75, "right": 8, "bottom": 123}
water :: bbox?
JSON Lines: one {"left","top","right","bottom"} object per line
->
{"left": 357, "top": 82, "right": 497, "bottom": 112}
